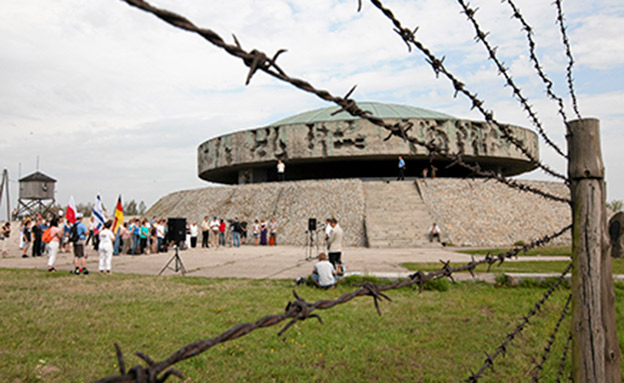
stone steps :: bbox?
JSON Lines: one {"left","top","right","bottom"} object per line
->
{"left": 363, "top": 181, "right": 439, "bottom": 248}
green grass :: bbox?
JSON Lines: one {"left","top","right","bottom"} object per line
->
{"left": 458, "top": 245, "right": 571, "bottom": 257}
{"left": 1, "top": 268, "right": 623, "bottom": 382}
{"left": 401, "top": 258, "right": 624, "bottom": 274}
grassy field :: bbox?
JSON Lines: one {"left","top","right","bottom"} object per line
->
{"left": 1, "top": 268, "right": 623, "bottom": 382}
{"left": 401, "top": 258, "right": 624, "bottom": 274}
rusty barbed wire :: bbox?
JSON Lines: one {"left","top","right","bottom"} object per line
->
{"left": 502, "top": 0, "right": 571, "bottom": 135}
{"left": 94, "top": 223, "right": 572, "bottom": 383}
{"left": 554, "top": 0, "right": 582, "bottom": 121}
{"left": 556, "top": 333, "right": 573, "bottom": 383}
{"left": 365, "top": 0, "right": 569, "bottom": 180}
{"left": 120, "top": 0, "right": 570, "bottom": 205}
{"left": 455, "top": 0, "right": 567, "bottom": 159}
{"left": 532, "top": 294, "right": 572, "bottom": 382}
{"left": 467, "top": 263, "right": 572, "bottom": 382}
{"left": 449, "top": 154, "right": 570, "bottom": 204}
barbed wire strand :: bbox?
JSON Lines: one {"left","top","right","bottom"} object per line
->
{"left": 454, "top": 0, "right": 567, "bottom": 159}
{"left": 120, "top": 0, "right": 571, "bottom": 205}
{"left": 364, "top": 0, "right": 568, "bottom": 182}
{"left": 466, "top": 262, "right": 572, "bottom": 382}
{"left": 532, "top": 293, "right": 572, "bottom": 382}
{"left": 502, "top": 0, "right": 571, "bottom": 135}
{"left": 93, "top": 223, "right": 572, "bottom": 383}
{"left": 556, "top": 333, "right": 573, "bottom": 383}
{"left": 554, "top": 0, "right": 582, "bottom": 120}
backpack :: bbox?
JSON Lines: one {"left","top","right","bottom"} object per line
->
{"left": 42, "top": 228, "right": 53, "bottom": 243}
{"left": 70, "top": 223, "right": 80, "bottom": 243}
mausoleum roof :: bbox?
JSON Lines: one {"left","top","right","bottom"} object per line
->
{"left": 271, "top": 102, "right": 456, "bottom": 126}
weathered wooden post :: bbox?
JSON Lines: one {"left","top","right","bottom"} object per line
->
{"left": 568, "top": 118, "right": 621, "bottom": 382}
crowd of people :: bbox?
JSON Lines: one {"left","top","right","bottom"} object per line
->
{"left": 2, "top": 212, "right": 284, "bottom": 275}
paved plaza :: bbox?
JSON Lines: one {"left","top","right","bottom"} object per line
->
{"left": 0, "top": 238, "right": 572, "bottom": 281}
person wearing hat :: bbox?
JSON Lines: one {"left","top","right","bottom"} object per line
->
{"left": 72, "top": 213, "right": 90, "bottom": 274}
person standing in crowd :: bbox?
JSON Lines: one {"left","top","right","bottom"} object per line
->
{"left": 72, "top": 213, "right": 89, "bottom": 274}
{"left": 46, "top": 217, "right": 62, "bottom": 272}
{"left": 20, "top": 218, "right": 31, "bottom": 258}
{"left": 252, "top": 219, "right": 260, "bottom": 246}
{"left": 98, "top": 220, "right": 115, "bottom": 274}
{"left": 218, "top": 219, "right": 226, "bottom": 247}
{"left": 397, "top": 156, "right": 406, "bottom": 181}
{"left": 201, "top": 216, "right": 210, "bottom": 248}
{"left": 190, "top": 221, "right": 198, "bottom": 248}
{"left": 327, "top": 218, "right": 344, "bottom": 274}
{"left": 268, "top": 217, "right": 278, "bottom": 246}
{"left": 149, "top": 222, "right": 158, "bottom": 253}
{"left": 62, "top": 218, "right": 71, "bottom": 253}
{"left": 130, "top": 218, "right": 140, "bottom": 255}
{"left": 277, "top": 159, "right": 286, "bottom": 181}
{"left": 260, "top": 219, "right": 268, "bottom": 246}
{"left": 113, "top": 223, "right": 122, "bottom": 256}
{"left": 39, "top": 217, "right": 49, "bottom": 256}
{"left": 120, "top": 222, "right": 132, "bottom": 254}
{"left": 324, "top": 218, "right": 332, "bottom": 245}
{"left": 31, "top": 216, "right": 44, "bottom": 257}
{"left": 140, "top": 219, "right": 149, "bottom": 254}
{"left": 240, "top": 217, "right": 248, "bottom": 245}
{"left": 231, "top": 217, "right": 241, "bottom": 247}
{"left": 209, "top": 216, "right": 220, "bottom": 248}
{"left": 156, "top": 219, "right": 166, "bottom": 252}
{"left": 1, "top": 222, "right": 10, "bottom": 256}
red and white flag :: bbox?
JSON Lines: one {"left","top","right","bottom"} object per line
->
{"left": 66, "top": 195, "right": 77, "bottom": 224}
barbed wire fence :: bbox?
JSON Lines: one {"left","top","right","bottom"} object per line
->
{"left": 93, "top": 0, "right": 620, "bottom": 381}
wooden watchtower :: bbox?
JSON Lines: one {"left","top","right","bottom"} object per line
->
{"left": 17, "top": 171, "right": 56, "bottom": 218}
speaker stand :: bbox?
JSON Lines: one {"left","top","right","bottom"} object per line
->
{"left": 158, "top": 246, "right": 187, "bottom": 276}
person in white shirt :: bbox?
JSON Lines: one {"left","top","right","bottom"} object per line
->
{"left": 428, "top": 223, "right": 441, "bottom": 243}
{"left": 209, "top": 216, "right": 220, "bottom": 248}
{"left": 312, "top": 253, "right": 337, "bottom": 289}
{"left": 276, "top": 160, "right": 286, "bottom": 181}
{"left": 98, "top": 220, "right": 116, "bottom": 274}
{"left": 190, "top": 221, "right": 199, "bottom": 248}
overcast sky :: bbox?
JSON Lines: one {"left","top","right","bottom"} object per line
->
{"left": 1, "top": 0, "right": 623, "bottom": 219}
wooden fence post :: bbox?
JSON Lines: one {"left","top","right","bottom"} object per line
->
{"left": 568, "top": 118, "right": 621, "bottom": 382}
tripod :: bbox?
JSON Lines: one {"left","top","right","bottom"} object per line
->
{"left": 159, "top": 244, "right": 187, "bottom": 276}
{"left": 304, "top": 229, "right": 320, "bottom": 261}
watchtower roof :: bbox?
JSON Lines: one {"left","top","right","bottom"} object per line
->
{"left": 19, "top": 171, "right": 56, "bottom": 183}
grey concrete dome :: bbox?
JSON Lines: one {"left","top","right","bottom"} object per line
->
{"left": 197, "top": 102, "right": 539, "bottom": 184}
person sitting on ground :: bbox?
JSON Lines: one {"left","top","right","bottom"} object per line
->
{"left": 428, "top": 223, "right": 441, "bottom": 243}
{"left": 311, "top": 253, "right": 337, "bottom": 289}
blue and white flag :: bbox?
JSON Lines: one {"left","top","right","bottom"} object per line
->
{"left": 93, "top": 193, "right": 106, "bottom": 231}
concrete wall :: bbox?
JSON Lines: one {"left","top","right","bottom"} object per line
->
{"left": 147, "top": 179, "right": 366, "bottom": 247}
{"left": 146, "top": 178, "right": 571, "bottom": 248}
{"left": 416, "top": 178, "right": 571, "bottom": 246}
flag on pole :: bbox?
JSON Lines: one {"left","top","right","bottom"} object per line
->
{"left": 92, "top": 194, "right": 105, "bottom": 231}
{"left": 112, "top": 195, "right": 124, "bottom": 233}
{"left": 66, "top": 195, "right": 77, "bottom": 224}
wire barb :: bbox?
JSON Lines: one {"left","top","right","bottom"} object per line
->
{"left": 367, "top": 0, "right": 569, "bottom": 183}
{"left": 355, "top": 281, "right": 393, "bottom": 315}
{"left": 554, "top": 0, "right": 582, "bottom": 120}
{"left": 467, "top": 263, "right": 572, "bottom": 381}
{"left": 532, "top": 294, "right": 572, "bottom": 382}
{"left": 456, "top": 0, "right": 568, "bottom": 159}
